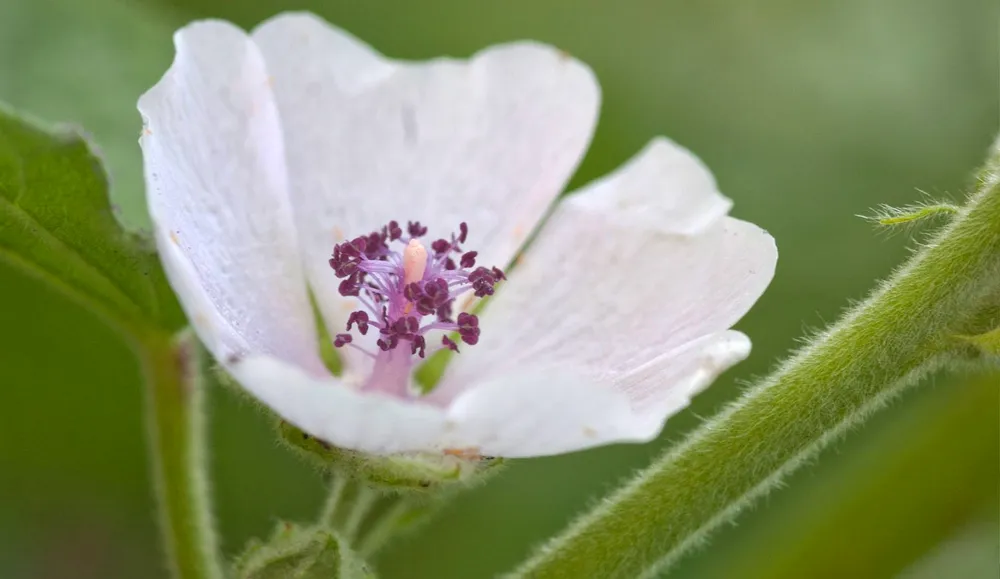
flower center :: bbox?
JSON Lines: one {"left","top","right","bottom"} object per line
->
{"left": 328, "top": 221, "right": 504, "bottom": 360}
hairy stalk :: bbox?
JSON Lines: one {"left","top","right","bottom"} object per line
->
{"left": 316, "top": 472, "right": 439, "bottom": 558}
{"left": 141, "top": 329, "right": 223, "bottom": 579}
{"left": 342, "top": 486, "right": 379, "bottom": 542}
{"left": 691, "top": 371, "right": 999, "bottom": 579}
{"left": 512, "top": 145, "right": 1000, "bottom": 579}
{"left": 319, "top": 476, "right": 379, "bottom": 543}
{"left": 356, "top": 501, "right": 413, "bottom": 558}
{"left": 320, "top": 474, "right": 351, "bottom": 528}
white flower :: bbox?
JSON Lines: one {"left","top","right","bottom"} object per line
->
{"left": 138, "top": 13, "right": 777, "bottom": 458}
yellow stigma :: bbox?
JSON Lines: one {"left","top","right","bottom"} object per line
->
{"left": 402, "top": 238, "right": 428, "bottom": 285}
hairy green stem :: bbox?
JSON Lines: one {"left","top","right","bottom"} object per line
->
{"left": 692, "top": 371, "right": 999, "bottom": 579}
{"left": 317, "top": 472, "right": 438, "bottom": 558}
{"left": 320, "top": 475, "right": 350, "bottom": 528}
{"left": 319, "top": 475, "right": 378, "bottom": 542}
{"left": 512, "top": 147, "right": 1000, "bottom": 579}
{"left": 342, "top": 486, "right": 379, "bottom": 543}
{"left": 140, "top": 330, "right": 223, "bottom": 579}
{"left": 356, "top": 500, "right": 413, "bottom": 558}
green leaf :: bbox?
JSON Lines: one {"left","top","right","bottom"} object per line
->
{"left": 0, "top": 0, "right": 177, "bottom": 232}
{"left": 0, "top": 104, "right": 182, "bottom": 335}
{"left": 0, "top": 103, "right": 225, "bottom": 577}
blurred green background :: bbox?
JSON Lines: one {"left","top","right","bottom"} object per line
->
{"left": 1, "top": 0, "right": 997, "bottom": 578}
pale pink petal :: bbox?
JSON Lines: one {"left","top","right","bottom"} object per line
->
{"left": 227, "top": 355, "right": 449, "bottom": 455}
{"left": 567, "top": 137, "right": 732, "bottom": 234}
{"left": 447, "top": 369, "right": 641, "bottom": 457}
{"left": 250, "top": 12, "right": 599, "bottom": 374}
{"left": 439, "top": 138, "right": 776, "bottom": 419}
{"left": 139, "top": 20, "right": 324, "bottom": 374}
{"left": 619, "top": 331, "right": 751, "bottom": 434}
{"left": 154, "top": 228, "right": 244, "bottom": 362}
{"left": 226, "top": 354, "right": 640, "bottom": 457}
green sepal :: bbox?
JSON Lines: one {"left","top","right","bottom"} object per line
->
{"left": 866, "top": 201, "right": 959, "bottom": 228}
{"left": 278, "top": 421, "right": 504, "bottom": 494}
{"left": 956, "top": 327, "right": 1000, "bottom": 357}
{"left": 233, "top": 522, "right": 374, "bottom": 579}
{"left": 309, "top": 289, "right": 344, "bottom": 377}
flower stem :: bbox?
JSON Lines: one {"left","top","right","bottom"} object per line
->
{"left": 356, "top": 499, "right": 423, "bottom": 558}
{"left": 317, "top": 473, "right": 438, "bottom": 557}
{"left": 319, "top": 475, "right": 378, "bottom": 542}
{"left": 511, "top": 143, "right": 1000, "bottom": 579}
{"left": 140, "top": 329, "right": 223, "bottom": 579}
{"left": 342, "top": 485, "right": 379, "bottom": 542}
{"left": 691, "top": 370, "right": 999, "bottom": 579}
{"left": 320, "top": 474, "right": 350, "bottom": 528}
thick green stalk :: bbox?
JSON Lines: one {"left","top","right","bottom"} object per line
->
{"left": 512, "top": 148, "right": 1000, "bottom": 579}
{"left": 688, "top": 371, "right": 999, "bottom": 579}
{"left": 140, "top": 330, "right": 223, "bottom": 579}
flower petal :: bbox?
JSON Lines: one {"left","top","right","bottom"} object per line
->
{"left": 251, "top": 12, "right": 599, "bottom": 371}
{"left": 440, "top": 138, "right": 776, "bottom": 415}
{"left": 227, "top": 353, "right": 640, "bottom": 457}
{"left": 618, "top": 331, "right": 752, "bottom": 434}
{"left": 227, "top": 355, "right": 449, "bottom": 455}
{"left": 567, "top": 137, "right": 733, "bottom": 234}
{"left": 139, "top": 20, "right": 324, "bottom": 374}
{"left": 446, "top": 368, "right": 642, "bottom": 457}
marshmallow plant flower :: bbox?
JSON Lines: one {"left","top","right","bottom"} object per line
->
{"left": 139, "top": 13, "right": 776, "bottom": 459}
